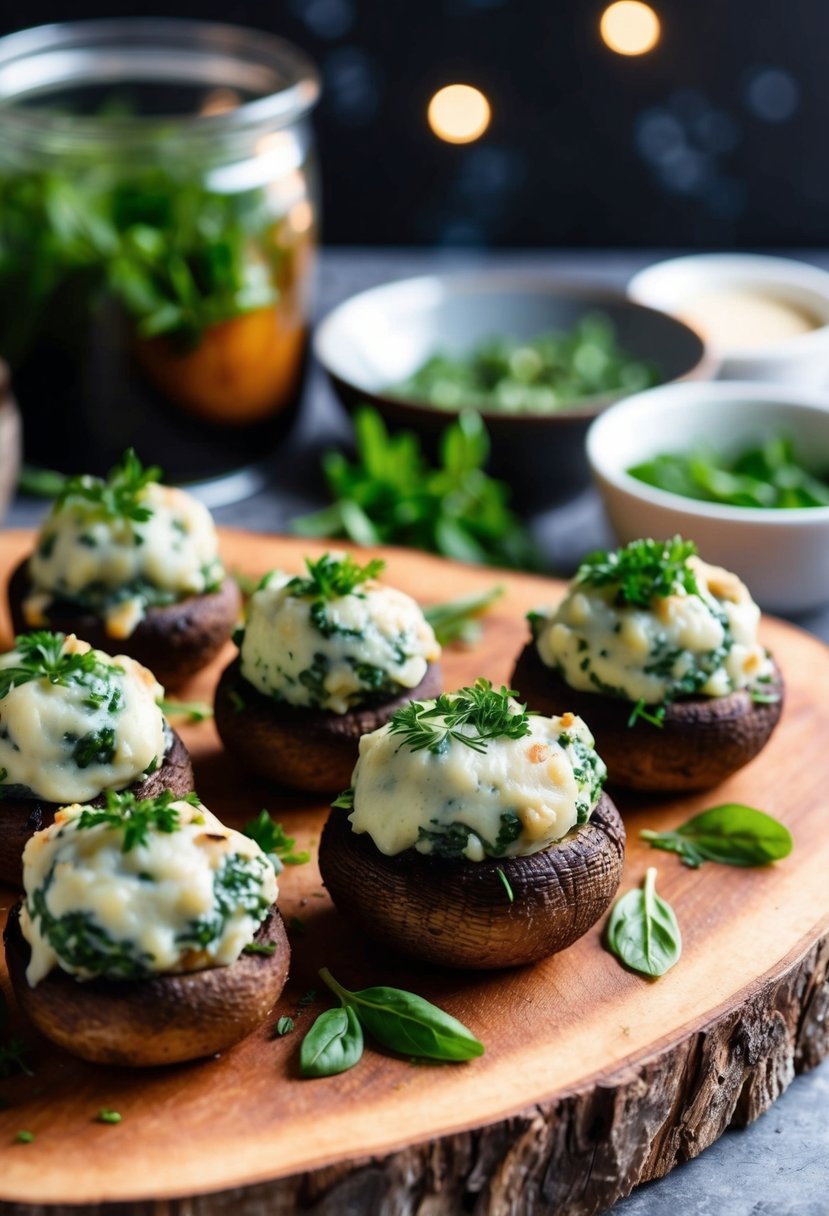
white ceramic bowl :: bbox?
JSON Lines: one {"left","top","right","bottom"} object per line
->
{"left": 628, "top": 253, "right": 829, "bottom": 385}
{"left": 586, "top": 381, "right": 829, "bottom": 615}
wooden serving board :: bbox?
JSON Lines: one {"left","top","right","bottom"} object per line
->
{"left": 1, "top": 528, "right": 828, "bottom": 1216}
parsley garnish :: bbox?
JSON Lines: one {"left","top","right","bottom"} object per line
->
{"left": 388, "top": 678, "right": 531, "bottom": 755}
{"left": 576, "top": 537, "right": 700, "bottom": 608}
{"left": 243, "top": 810, "right": 311, "bottom": 873}
{"left": 95, "top": 1109, "right": 122, "bottom": 1125}
{"left": 286, "top": 552, "right": 385, "bottom": 601}
{"left": 76, "top": 789, "right": 201, "bottom": 853}
{"left": 54, "top": 449, "right": 161, "bottom": 524}
{"left": 0, "top": 632, "right": 124, "bottom": 703}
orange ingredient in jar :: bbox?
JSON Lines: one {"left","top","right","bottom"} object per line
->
{"left": 136, "top": 304, "right": 307, "bottom": 427}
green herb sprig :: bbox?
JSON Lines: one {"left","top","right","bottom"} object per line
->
{"left": 606, "top": 868, "right": 681, "bottom": 978}
{"left": 299, "top": 968, "right": 484, "bottom": 1079}
{"left": 54, "top": 449, "right": 161, "bottom": 523}
{"left": 76, "top": 789, "right": 201, "bottom": 853}
{"left": 388, "top": 679, "right": 531, "bottom": 756}
{"left": 243, "top": 810, "right": 311, "bottom": 874}
{"left": 577, "top": 537, "right": 699, "bottom": 608}
{"left": 293, "top": 407, "right": 540, "bottom": 571}
{"left": 0, "top": 632, "right": 123, "bottom": 705}
{"left": 628, "top": 434, "right": 829, "bottom": 510}
{"left": 285, "top": 552, "right": 385, "bottom": 601}
{"left": 158, "top": 698, "right": 214, "bottom": 723}
{"left": 641, "top": 804, "right": 793, "bottom": 869}
{"left": 423, "top": 585, "right": 505, "bottom": 646}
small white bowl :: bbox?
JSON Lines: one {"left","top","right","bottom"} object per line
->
{"left": 628, "top": 253, "right": 829, "bottom": 385}
{"left": 586, "top": 381, "right": 829, "bottom": 615}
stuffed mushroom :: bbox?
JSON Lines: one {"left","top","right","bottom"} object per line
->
{"left": 319, "top": 678, "right": 625, "bottom": 969}
{"left": 8, "top": 449, "right": 240, "bottom": 687}
{"left": 4, "top": 791, "right": 289, "bottom": 1066}
{"left": 511, "top": 537, "right": 783, "bottom": 791}
{"left": 215, "top": 552, "right": 442, "bottom": 793}
{"left": 0, "top": 631, "right": 193, "bottom": 887}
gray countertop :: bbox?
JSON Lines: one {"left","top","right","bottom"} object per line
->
{"left": 6, "top": 248, "right": 829, "bottom": 1215}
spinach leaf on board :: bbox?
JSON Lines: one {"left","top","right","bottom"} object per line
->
{"left": 640, "top": 804, "right": 793, "bottom": 869}
{"left": 319, "top": 968, "right": 484, "bottom": 1063}
{"left": 300, "top": 1006, "right": 364, "bottom": 1079}
{"left": 606, "top": 867, "right": 681, "bottom": 978}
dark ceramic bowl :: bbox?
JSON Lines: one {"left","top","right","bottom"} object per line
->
{"left": 314, "top": 274, "right": 716, "bottom": 512}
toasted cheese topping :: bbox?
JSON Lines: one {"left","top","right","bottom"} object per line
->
{"left": 27, "top": 482, "right": 223, "bottom": 638}
{"left": 536, "top": 555, "right": 773, "bottom": 704}
{"left": 346, "top": 700, "right": 605, "bottom": 860}
{"left": 21, "top": 799, "right": 277, "bottom": 985}
{"left": 0, "top": 634, "right": 166, "bottom": 803}
{"left": 240, "top": 570, "right": 440, "bottom": 714}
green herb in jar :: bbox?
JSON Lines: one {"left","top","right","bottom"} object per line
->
{"left": 389, "top": 314, "right": 660, "bottom": 414}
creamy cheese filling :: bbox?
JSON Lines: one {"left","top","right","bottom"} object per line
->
{"left": 240, "top": 571, "right": 441, "bottom": 714}
{"left": 346, "top": 703, "right": 605, "bottom": 860}
{"left": 26, "top": 481, "right": 224, "bottom": 638}
{"left": 536, "top": 555, "right": 773, "bottom": 704}
{"left": 21, "top": 799, "right": 277, "bottom": 985}
{"left": 0, "top": 634, "right": 167, "bottom": 803}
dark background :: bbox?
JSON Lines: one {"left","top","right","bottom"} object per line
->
{"left": 0, "top": 0, "right": 820, "bottom": 247}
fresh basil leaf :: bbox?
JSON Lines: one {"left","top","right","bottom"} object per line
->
{"left": 300, "top": 1006, "right": 364, "bottom": 1078}
{"left": 641, "top": 804, "right": 793, "bottom": 868}
{"left": 606, "top": 867, "right": 681, "bottom": 978}
{"left": 320, "top": 968, "right": 483, "bottom": 1062}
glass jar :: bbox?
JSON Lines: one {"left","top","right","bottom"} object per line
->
{"left": 0, "top": 19, "right": 320, "bottom": 499}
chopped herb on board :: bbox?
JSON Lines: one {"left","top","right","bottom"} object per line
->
{"left": 243, "top": 810, "right": 311, "bottom": 873}
{"left": 95, "top": 1108, "right": 122, "bottom": 1125}
{"left": 14, "top": 1130, "right": 35, "bottom": 1144}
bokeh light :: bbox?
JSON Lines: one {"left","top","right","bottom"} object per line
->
{"left": 428, "top": 84, "right": 491, "bottom": 144}
{"left": 600, "top": 2, "right": 660, "bottom": 56}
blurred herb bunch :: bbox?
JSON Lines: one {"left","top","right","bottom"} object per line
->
{"left": 295, "top": 407, "right": 541, "bottom": 571}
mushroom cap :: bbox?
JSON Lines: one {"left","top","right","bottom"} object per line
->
{"left": 4, "top": 903, "right": 289, "bottom": 1067}
{"left": 8, "top": 558, "right": 241, "bottom": 689}
{"left": 511, "top": 641, "right": 784, "bottom": 792}
{"left": 0, "top": 730, "right": 194, "bottom": 888}
{"left": 214, "top": 657, "right": 443, "bottom": 794}
{"left": 318, "top": 791, "right": 625, "bottom": 969}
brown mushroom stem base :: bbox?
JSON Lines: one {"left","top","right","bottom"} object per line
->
{"left": 4, "top": 905, "right": 290, "bottom": 1067}
{"left": 319, "top": 792, "right": 625, "bottom": 969}
{"left": 214, "top": 658, "right": 443, "bottom": 794}
{"left": 0, "top": 730, "right": 194, "bottom": 889}
{"left": 8, "top": 560, "right": 242, "bottom": 689}
{"left": 511, "top": 642, "right": 785, "bottom": 792}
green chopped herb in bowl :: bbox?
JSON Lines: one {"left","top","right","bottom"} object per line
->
{"left": 389, "top": 314, "right": 661, "bottom": 414}
{"left": 627, "top": 434, "right": 829, "bottom": 509}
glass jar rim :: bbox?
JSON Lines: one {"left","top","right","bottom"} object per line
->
{"left": 0, "top": 17, "right": 320, "bottom": 151}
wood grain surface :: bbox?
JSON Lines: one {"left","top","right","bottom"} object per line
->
{"left": 1, "top": 528, "right": 828, "bottom": 1216}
